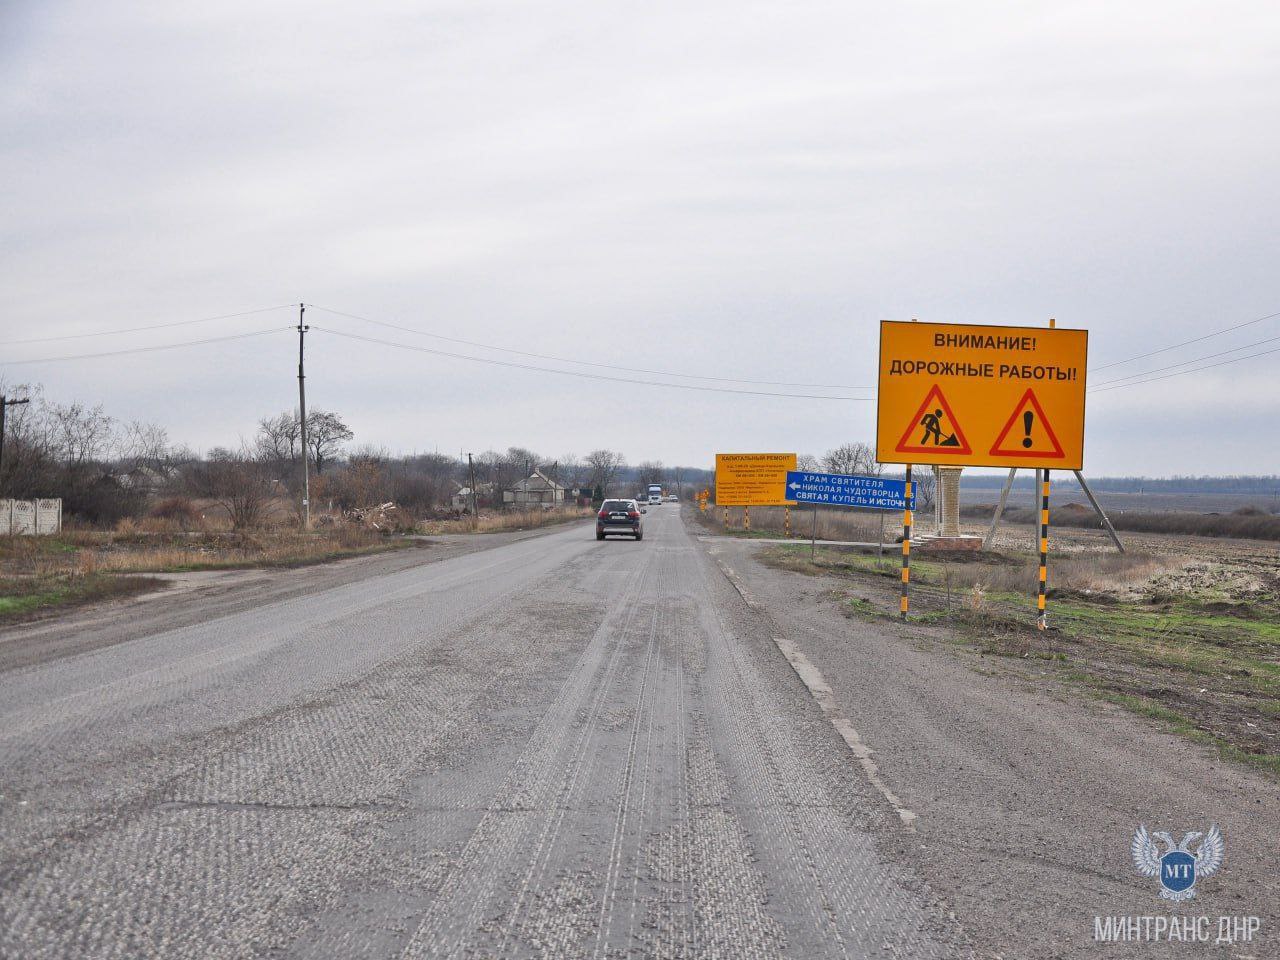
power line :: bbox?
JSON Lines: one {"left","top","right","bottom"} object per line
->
{"left": 310, "top": 326, "right": 872, "bottom": 401}
{"left": 1089, "top": 308, "right": 1280, "bottom": 372}
{"left": 306, "top": 303, "right": 870, "bottom": 391}
{"left": 0, "top": 304, "right": 295, "bottom": 346}
{"left": 0, "top": 328, "right": 292, "bottom": 366}
{"left": 1089, "top": 331, "right": 1280, "bottom": 389}
{"left": 1090, "top": 341, "right": 1280, "bottom": 393}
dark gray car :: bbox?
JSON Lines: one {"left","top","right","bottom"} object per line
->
{"left": 596, "top": 498, "right": 643, "bottom": 540}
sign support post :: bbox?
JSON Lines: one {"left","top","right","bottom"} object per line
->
{"left": 1073, "top": 470, "right": 1125, "bottom": 553}
{"left": 1038, "top": 470, "right": 1051, "bottom": 629}
{"left": 744, "top": 506, "right": 750, "bottom": 532}
{"left": 901, "top": 465, "right": 913, "bottom": 620}
{"left": 784, "top": 505, "right": 791, "bottom": 538}
{"left": 810, "top": 506, "right": 817, "bottom": 560}
{"left": 982, "top": 467, "right": 1018, "bottom": 549}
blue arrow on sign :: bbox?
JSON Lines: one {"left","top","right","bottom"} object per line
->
{"left": 784, "top": 471, "right": 914, "bottom": 510}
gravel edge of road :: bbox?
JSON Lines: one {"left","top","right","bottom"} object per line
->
{"left": 0, "top": 522, "right": 594, "bottom": 674}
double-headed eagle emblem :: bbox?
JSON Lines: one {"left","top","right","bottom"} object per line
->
{"left": 1132, "top": 824, "right": 1224, "bottom": 901}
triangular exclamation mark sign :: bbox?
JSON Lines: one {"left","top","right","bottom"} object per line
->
{"left": 989, "top": 389, "right": 1065, "bottom": 459}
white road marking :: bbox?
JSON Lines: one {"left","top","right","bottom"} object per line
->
{"left": 711, "top": 553, "right": 919, "bottom": 828}
{"left": 771, "top": 636, "right": 918, "bottom": 828}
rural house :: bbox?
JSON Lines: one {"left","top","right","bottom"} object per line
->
{"left": 503, "top": 470, "right": 566, "bottom": 508}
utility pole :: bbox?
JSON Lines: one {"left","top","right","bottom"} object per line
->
{"left": 297, "top": 303, "right": 310, "bottom": 529}
{"left": 0, "top": 395, "right": 32, "bottom": 494}
{"left": 467, "top": 452, "right": 478, "bottom": 517}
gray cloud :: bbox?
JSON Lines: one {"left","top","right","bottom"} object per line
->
{"left": 3, "top": 0, "right": 1278, "bottom": 474}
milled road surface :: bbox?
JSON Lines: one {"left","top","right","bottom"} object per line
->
{"left": 0, "top": 508, "right": 965, "bottom": 959}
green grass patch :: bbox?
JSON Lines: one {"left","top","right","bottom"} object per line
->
{"left": 0, "top": 573, "right": 167, "bottom": 623}
{"left": 1097, "top": 692, "right": 1280, "bottom": 777}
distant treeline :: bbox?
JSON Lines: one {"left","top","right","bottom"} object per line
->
{"left": 961, "top": 474, "right": 1280, "bottom": 495}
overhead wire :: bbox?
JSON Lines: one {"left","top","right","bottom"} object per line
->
{"left": 309, "top": 326, "right": 872, "bottom": 401}
{"left": 306, "top": 303, "right": 870, "bottom": 391}
{"left": 6, "top": 299, "right": 1276, "bottom": 398}
{"left": 1089, "top": 331, "right": 1280, "bottom": 389}
{"left": 0, "top": 304, "right": 295, "bottom": 346}
{"left": 1089, "top": 341, "right": 1280, "bottom": 393}
{"left": 1088, "top": 308, "right": 1280, "bottom": 372}
{"left": 0, "top": 327, "right": 293, "bottom": 366}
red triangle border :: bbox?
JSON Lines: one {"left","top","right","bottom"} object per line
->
{"left": 894, "top": 384, "right": 974, "bottom": 456}
{"left": 988, "top": 388, "right": 1066, "bottom": 459}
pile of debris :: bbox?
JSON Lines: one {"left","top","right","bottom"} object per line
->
{"left": 344, "top": 501, "right": 413, "bottom": 532}
{"left": 419, "top": 506, "right": 466, "bottom": 522}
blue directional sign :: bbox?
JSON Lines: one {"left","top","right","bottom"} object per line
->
{"left": 784, "top": 471, "right": 913, "bottom": 510}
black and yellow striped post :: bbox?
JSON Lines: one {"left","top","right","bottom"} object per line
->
{"left": 722, "top": 504, "right": 728, "bottom": 526}
{"left": 784, "top": 505, "right": 791, "bottom": 537}
{"left": 744, "top": 506, "right": 750, "bottom": 532}
{"left": 1038, "top": 469, "right": 1051, "bottom": 630}
{"left": 900, "top": 465, "right": 913, "bottom": 619}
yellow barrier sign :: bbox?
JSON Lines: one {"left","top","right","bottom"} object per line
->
{"left": 715, "top": 453, "right": 797, "bottom": 506}
{"left": 876, "top": 321, "right": 1088, "bottom": 469}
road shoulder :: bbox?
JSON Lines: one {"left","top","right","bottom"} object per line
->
{"left": 699, "top": 529, "right": 1280, "bottom": 958}
{"left": 0, "top": 524, "right": 588, "bottom": 673}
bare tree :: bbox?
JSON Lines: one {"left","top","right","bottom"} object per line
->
{"left": 120, "top": 421, "right": 174, "bottom": 473}
{"left": 474, "top": 449, "right": 525, "bottom": 502}
{"left": 49, "top": 401, "right": 115, "bottom": 467}
{"left": 635, "top": 460, "right": 666, "bottom": 487}
{"left": 558, "top": 453, "right": 588, "bottom": 491}
{"left": 822, "top": 442, "right": 879, "bottom": 476}
{"left": 305, "top": 410, "right": 353, "bottom": 475}
{"left": 256, "top": 409, "right": 352, "bottom": 477}
{"left": 506, "top": 446, "right": 541, "bottom": 478}
{"left": 913, "top": 468, "right": 937, "bottom": 514}
{"left": 796, "top": 453, "right": 822, "bottom": 471}
{"left": 670, "top": 465, "right": 685, "bottom": 497}
{"left": 585, "top": 449, "right": 626, "bottom": 498}
{"left": 186, "top": 446, "right": 272, "bottom": 529}
{"left": 256, "top": 411, "right": 302, "bottom": 467}
{"left": 0, "top": 381, "right": 51, "bottom": 496}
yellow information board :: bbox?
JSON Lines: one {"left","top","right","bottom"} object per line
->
{"left": 876, "top": 321, "right": 1088, "bottom": 470}
{"left": 715, "top": 453, "right": 797, "bottom": 506}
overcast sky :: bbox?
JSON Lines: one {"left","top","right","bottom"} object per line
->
{"left": 3, "top": 1, "right": 1279, "bottom": 476}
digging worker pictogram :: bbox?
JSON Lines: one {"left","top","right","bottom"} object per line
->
{"left": 920, "top": 409, "right": 944, "bottom": 445}
{"left": 919, "top": 408, "right": 959, "bottom": 447}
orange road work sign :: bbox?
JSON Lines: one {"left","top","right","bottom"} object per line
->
{"left": 715, "top": 453, "right": 797, "bottom": 506}
{"left": 876, "top": 321, "right": 1087, "bottom": 469}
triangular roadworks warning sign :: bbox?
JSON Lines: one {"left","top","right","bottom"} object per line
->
{"left": 989, "top": 388, "right": 1066, "bottom": 459}
{"left": 894, "top": 384, "right": 973, "bottom": 456}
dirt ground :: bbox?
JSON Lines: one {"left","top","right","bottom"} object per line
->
{"left": 753, "top": 517, "right": 1280, "bottom": 778}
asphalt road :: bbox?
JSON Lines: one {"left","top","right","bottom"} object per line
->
{"left": 0, "top": 507, "right": 967, "bottom": 959}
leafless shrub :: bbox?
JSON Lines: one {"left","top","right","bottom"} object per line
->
{"left": 149, "top": 496, "right": 202, "bottom": 530}
{"left": 184, "top": 448, "right": 273, "bottom": 529}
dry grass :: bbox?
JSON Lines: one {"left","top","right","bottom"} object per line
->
{"left": 419, "top": 506, "right": 595, "bottom": 536}
{"left": 1, "top": 526, "right": 409, "bottom": 579}
{"left": 1, "top": 523, "right": 419, "bottom": 624}
{"left": 699, "top": 504, "right": 894, "bottom": 543}
{"left": 963, "top": 501, "right": 1280, "bottom": 541}
{"left": 922, "top": 550, "right": 1173, "bottom": 598}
